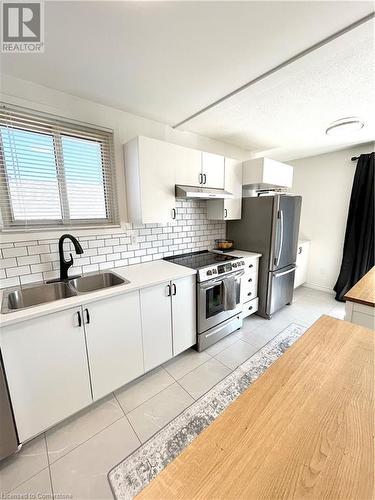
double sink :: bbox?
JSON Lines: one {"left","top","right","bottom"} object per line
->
{"left": 1, "top": 272, "right": 129, "bottom": 314}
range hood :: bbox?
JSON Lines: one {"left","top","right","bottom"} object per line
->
{"left": 175, "top": 185, "right": 234, "bottom": 200}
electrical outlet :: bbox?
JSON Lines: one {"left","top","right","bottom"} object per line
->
{"left": 130, "top": 234, "right": 138, "bottom": 245}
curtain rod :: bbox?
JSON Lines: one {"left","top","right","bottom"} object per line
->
{"left": 351, "top": 156, "right": 360, "bottom": 161}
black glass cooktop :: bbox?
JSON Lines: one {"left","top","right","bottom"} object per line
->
{"left": 164, "top": 250, "right": 237, "bottom": 270}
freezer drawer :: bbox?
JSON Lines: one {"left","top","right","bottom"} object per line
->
{"left": 266, "top": 265, "right": 296, "bottom": 317}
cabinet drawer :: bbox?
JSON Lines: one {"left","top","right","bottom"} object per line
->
{"left": 241, "top": 283, "right": 257, "bottom": 303}
{"left": 241, "top": 297, "right": 259, "bottom": 319}
{"left": 243, "top": 259, "right": 258, "bottom": 274}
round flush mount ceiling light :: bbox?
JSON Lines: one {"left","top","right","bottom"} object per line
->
{"left": 325, "top": 117, "right": 364, "bottom": 136}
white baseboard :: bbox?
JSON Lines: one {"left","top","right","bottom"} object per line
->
{"left": 301, "top": 282, "right": 335, "bottom": 295}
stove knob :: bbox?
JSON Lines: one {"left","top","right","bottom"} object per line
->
{"left": 212, "top": 269, "right": 217, "bottom": 274}
{"left": 207, "top": 270, "right": 212, "bottom": 275}
{"left": 233, "top": 263, "right": 237, "bottom": 268}
{"left": 241, "top": 261, "right": 245, "bottom": 265}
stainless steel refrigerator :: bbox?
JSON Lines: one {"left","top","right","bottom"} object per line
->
{"left": 227, "top": 194, "right": 302, "bottom": 319}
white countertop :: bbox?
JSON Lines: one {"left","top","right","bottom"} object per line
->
{"left": 0, "top": 260, "right": 196, "bottom": 327}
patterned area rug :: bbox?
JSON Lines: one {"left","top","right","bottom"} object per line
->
{"left": 108, "top": 323, "right": 307, "bottom": 499}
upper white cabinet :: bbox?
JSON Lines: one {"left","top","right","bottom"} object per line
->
{"left": 174, "top": 145, "right": 202, "bottom": 187}
{"left": 124, "top": 136, "right": 176, "bottom": 224}
{"left": 207, "top": 158, "right": 243, "bottom": 220}
{"left": 172, "top": 275, "right": 196, "bottom": 355}
{"left": 201, "top": 152, "right": 225, "bottom": 189}
{"left": 0, "top": 307, "right": 92, "bottom": 442}
{"left": 83, "top": 292, "right": 144, "bottom": 401}
{"left": 124, "top": 136, "right": 228, "bottom": 224}
{"left": 242, "top": 157, "right": 293, "bottom": 189}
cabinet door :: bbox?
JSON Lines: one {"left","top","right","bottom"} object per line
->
{"left": 83, "top": 292, "right": 144, "bottom": 400}
{"left": 174, "top": 144, "right": 202, "bottom": 187}
{"left": 294, "top": 242, "right": 310, "bottom": 288}
{"left": 202, "top": 152, "right": 225, "bottom": 189}
{"left": 140, "top": 282, "right": 173, "bottom": 371}
{"left": 224, "top": 158, "right": 243, "bottom": 220}
{"left": 172, "top": 276, "right": 196, "bottom": 355}
{"left": 138, "top": 136, "right": 176, "bottom": 224}
{"left": 0, "top": 308, "right": 92, "bottom": 442}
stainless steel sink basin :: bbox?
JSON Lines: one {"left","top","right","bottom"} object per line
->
{"left": 69, "top": 272, "right": 127, "bottom": 293}
{"left": 5, "top": 282, "right": 77, "bottom": 312}
{"left": 1, "top": 272, "right": 129, "bottom": 314}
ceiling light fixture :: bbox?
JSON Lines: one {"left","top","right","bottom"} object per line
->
{"left": 325, "top": 117, "right": 364, "bottom": 136}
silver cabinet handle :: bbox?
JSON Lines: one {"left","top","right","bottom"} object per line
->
{"left": 172, "top": 283, "right": 176, "bottom": 295}
{"left": 203, "top": 173, "right": 207, "bottom": 184}
{"left": 275, "top": 209, "right": 284, "bottom": 266}
{"left": 199, "top": 173, "right": 203, "bottom": 184}
{"left": 274, "top": 267, "right": 296, "bottom": 278}
{"left": 224, "top": 209, "right": 228, "bottom": 218}
{"left": 166, "top": 284, "right": 171, "bottom": 296}
{"left": 171, "top": 208, "right": 176, "bottom": 219}
{"left": 76, "top": 310, "right": 82, "bottom": 327}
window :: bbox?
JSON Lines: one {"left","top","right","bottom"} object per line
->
{"left": 0, "top": 104, "right": 118, "bottom": 229}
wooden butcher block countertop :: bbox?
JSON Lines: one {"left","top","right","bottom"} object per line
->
{"left": 344, "top": 267, "right": 375, "bottom": 307}
{"left": 138, "top": 316, "right": 374, "bottom": 500}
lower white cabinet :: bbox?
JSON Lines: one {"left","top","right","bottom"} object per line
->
{"left": 140, "top": 276, "right": 196, "bottom": 370}
{"left": 240, "top": 257, "right": 259, "bottom": 318}
{"left": 172, "top": 276, "right": 196, "bottom": 356}
{"left": 83, "top": 292, "right": 144, "bottom": 401}
{"left": 140, "top": 282, "right": 173, "bottom": 372}
{"left": 1, "top": 275, "right": 196, "bottom": 441}
{"left": 294, "top": 240, "right": 310, "bottom": 289}
{"left": 0, "top": 307, "right": 92, "bottom": 442}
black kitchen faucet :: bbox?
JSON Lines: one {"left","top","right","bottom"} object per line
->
{"left": 58, "top": 234, "right": 84, "bottom": 281}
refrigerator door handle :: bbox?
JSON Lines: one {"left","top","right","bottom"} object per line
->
{"left": 275, "top": 210, "right": 284, "bottom": 267}
{"left": 274, "top": 266, "right": 296, "bottom": 278}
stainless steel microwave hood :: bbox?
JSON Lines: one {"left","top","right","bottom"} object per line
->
{"left": 175, "top": 185, "right": 234, "bottom": 200}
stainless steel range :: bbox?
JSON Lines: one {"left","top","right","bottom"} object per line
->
{"left": 165, "top": 251, "right": 246, "bottom": 351}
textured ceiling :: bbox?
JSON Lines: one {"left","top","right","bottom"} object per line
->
{"left": 1, "top": 1, "right": 374, "bottom": 159}
{"left": 181, "top": 19, "right": 375, "bottom": 160}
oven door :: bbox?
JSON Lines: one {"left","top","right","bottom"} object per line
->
{"left": 198, "top": 270, "right": 243, "bottom": 334}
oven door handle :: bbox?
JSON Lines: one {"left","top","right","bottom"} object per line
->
{"left": 199, "top": 270, "right": 244, "bottom": 289}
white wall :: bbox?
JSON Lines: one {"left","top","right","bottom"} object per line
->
{"left": 291, "top": 143, "right": 374, "bottom": 292}
{"left": 0, "top": 74, "right": 249, "bottom": 241}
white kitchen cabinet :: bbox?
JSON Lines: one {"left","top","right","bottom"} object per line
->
{"left": 243, "top": 157, "right": 293, "bottom": 189}
{"left": 0, "top": 308, "right": 92, "bottom": 442}
{"left": 207, "top": 158, "right": 243, "bottom": 220}
{"left": 124, "top": 136, "right": 176, "bottom": 224}
{"left": 83, "top": 292, "right": 144, "bottom": 401}
{"left": 294, "top": 240, "right": 310, "bottom": 289}
{"left": 171, "top": 276, "right": 196, "bottom": 355}
{"left": 140, "top": 282, "right": 173, "bottom": 371}
{"left": 174, "top": 145, "right": 202, "bottom": 187}
{"left": 202, "top": 152, "right": 225, "bottom": 189}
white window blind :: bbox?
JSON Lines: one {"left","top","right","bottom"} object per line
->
{"left": 0, "top": 104, "right": 119, "bottom": 230}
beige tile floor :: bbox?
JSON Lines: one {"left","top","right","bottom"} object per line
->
{"left": 0, "top": 287, "right": 345, "bottom": 499}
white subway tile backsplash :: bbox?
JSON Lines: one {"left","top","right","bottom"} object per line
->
{"left": 0, "top": 200, "right": 225, "bottom": 289}
{"left": 30, "top": 263, "right": 52, "bottom": 273}
{"left": 28, "top": 244, "right": 50, "bottom": 255}
{"left": 2, "top": 247, "right": 28, "bottom": 258}
{"left": 82, "top": 264, "right": 99, "bottom": 273}
{"left": 1, "top": 276, "right": 20, "bottom": 288}
{"left": 17, "top": 255, "right": 41, "bottom": 266}
{"left": 6, "top": 265, "right": 31, "bottom": 277}
{"left": 0, "top": 258, "right": 17, "bottom": 269}
{"left": 20, "top": 273, "right": 44, "bottom": 285}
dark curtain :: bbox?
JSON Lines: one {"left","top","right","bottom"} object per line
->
{"left": 334, "top": 152, "right": 374, "bottom": 301}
